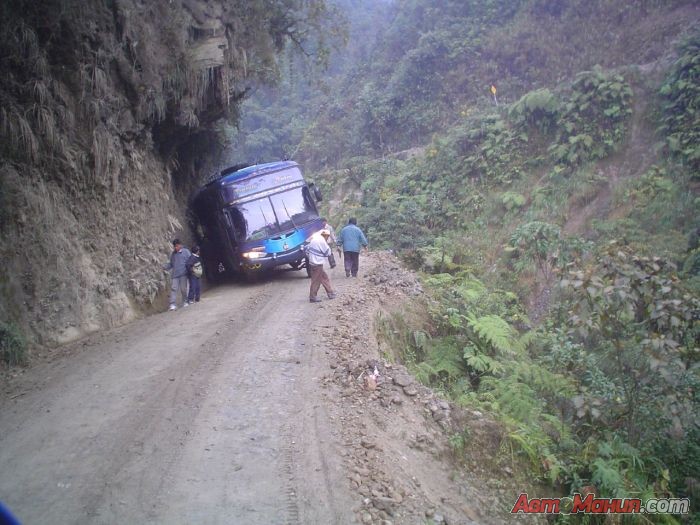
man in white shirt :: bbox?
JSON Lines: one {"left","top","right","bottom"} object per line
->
{"left": 306, "top": 229, "right": 336, "bottom": 303}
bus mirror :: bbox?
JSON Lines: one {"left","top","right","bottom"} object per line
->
{"left": 310, "top": 183, "right": 323, "bottom": 202}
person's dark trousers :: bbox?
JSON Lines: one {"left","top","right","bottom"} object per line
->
{"left": 343, "top": 251, "right": 360, "bottom": 277}
{"left": 187, "top": 276, "right": 201, "bottom": 302}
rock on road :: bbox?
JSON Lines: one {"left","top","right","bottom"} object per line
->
{"left": 0, "top": 267, "right": 355, "bottom": 524}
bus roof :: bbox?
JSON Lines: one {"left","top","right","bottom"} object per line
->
{"left": 218, "top": 161, "right": 298, "bottom": 185}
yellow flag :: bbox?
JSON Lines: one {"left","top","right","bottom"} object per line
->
{"left": 490, "top": 85, "right": 497, "bottom": 95}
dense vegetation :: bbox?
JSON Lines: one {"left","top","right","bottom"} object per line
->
{"left": 230, "top": 0, "right": 700, "bottom": 519}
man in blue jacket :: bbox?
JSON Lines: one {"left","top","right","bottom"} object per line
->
{"left": 337, "top": 218, "right": 368, "bottom": 277}
{"left": 162, "top": 238, "right": 192, "bottom": 310}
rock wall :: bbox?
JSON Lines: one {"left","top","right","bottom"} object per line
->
{"left": 0, "top": 0, "right": 304, "bottom": 345}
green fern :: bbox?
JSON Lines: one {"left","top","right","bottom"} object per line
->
{"left": 455, "top": 277, "right": 486, "bottom": 302}
{"left": 480, "top": 376, "right": 543, "bottom": 423}
{"left": 423, "top": 337, "right": 467, "bottom": 382}
{"left": 414, "top": 362, "right": 437, "bottom": 384}
{"left": 413, "top": 330, "right": 430, "bottom": 350}
{"left": 514, "top": 360, "right": 576, "bottom": 397}
{"left": 518, "top": 330, "right": 539, "bottom": 350}
{"left": 467, "top": 314, "right": 520, "bottom": 355}
{"left": 463, "top": 345, "right": 504, "bottom": 374}
{"left": 591, "top": 458, "right": 627, "bottom": 497}
{"left": 507, "top": 431, "right": 541, "bottom": 471}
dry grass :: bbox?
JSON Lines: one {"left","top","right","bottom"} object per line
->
{"left": 79, "top": 63, "right": 109, "bottom": 100}
{"left": 50, "top": 78, "right": 71, "bottom": 107}
{"left": 32, "top": 54, "right": 49, "bottom": 77}
{"left": 27, "top": 79, "right": 49, "bottom": 105}
{"left": 54, "top": 103, "right": 75, "bottom": 131}
{"left": 92, "top": 126, "right": 112, "bottom": 182}
{"left": 0, "top": 106, "right": 39, "bottom": 162}
{"left": 177, "top": 106, "right": 199, "bottom": 128}
{"left": 16, "top": 22, "right": 38, "bottom": 57}
{"left": 84, "top": 97, "right": 107, "bottom": 127}
{"left": 31, "top": 104, "right": 58, "bottom": 150}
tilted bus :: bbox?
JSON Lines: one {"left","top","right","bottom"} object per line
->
{"left": 191, "top": 161, "right": 324, "bottom": 280}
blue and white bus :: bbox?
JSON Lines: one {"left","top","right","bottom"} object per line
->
{"left": 191, "top": 161, "right": 324, "bottom": 280}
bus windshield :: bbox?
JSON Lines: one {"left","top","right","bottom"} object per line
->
{"left": 228, "top": 187, "right": 316, "bottom": 242}
{"left": 269, "top": 187, "right": 317, "bottom": 232}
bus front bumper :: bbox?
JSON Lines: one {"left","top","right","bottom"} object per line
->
{"left": 241, "top": 246, "right": 306, "bottom": 271}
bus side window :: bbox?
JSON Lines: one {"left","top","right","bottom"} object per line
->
{"left": 303, "top": 187, "right": 315, "bottom": 210}
{"left": 228, "top": 208, "right": 247, "bottom": 241}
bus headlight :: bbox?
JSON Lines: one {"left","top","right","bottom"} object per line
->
{"left": 242, "top": 251, "right": 266, "bottom": 259}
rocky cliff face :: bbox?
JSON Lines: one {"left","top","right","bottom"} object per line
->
{"left": 0, "top": 0, "right": 316, "bottom": 345}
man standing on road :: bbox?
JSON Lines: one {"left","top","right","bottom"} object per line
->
{"left": 162, "top": 238, "right": 191, "bottom": 311}
{"left": 321, "top": 217, "right": 341, "bottom": 259}
{"left": 306, "top": 229, "right": 336, "bottom": 303}
{"left": 337, "top": 218, "right": 368, "bottom": 278}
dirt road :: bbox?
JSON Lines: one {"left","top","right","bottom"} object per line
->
{"left": 2, "top": 253, "right": 513, "bottom": 525}
{"left": 0, "top": 266, "right": 356, "bottom": 524}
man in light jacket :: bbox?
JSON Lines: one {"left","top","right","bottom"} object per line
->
{"left": 306, "top": 230, "right": 336, "bottom": 303}
{"left": 162, "top": 238, "right": 191, "bottom": 310}
{"left": 337, "top": 218, "right": 368, "bottom": 277}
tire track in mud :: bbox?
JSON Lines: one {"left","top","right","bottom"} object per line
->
{"left": 83, "top": 287, "right": 276, "bottom": 522}
{"left": 0, "top": 270, "right": 356, "bottom": 524}
{"left": 280, "top": 423, "right": 301, "bottom": 525}
{"left": 0, "top": 283, "right": 275, "bottom": 524}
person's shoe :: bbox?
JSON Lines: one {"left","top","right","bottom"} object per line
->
{"left": 183, "top": 302, "right": 189, "bottom": 307}
{"left": 346, "top": 272, "right": 351, "bottom": 277}
{"left": 309, "top": 297, "right": 322, "bottom": 303}
{"left": 327, "top": 292, "right": 336, "bottom": 299}
{"left": 168, "top": 304, "right": 177, "bottom": 311}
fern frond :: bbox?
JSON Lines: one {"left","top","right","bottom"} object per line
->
{"left": 508, "top": 430, "right": 542, "bottom": 472}
{"left": 463, "top": 346, "right": 504, "bottom": 374}
{"left": 514, "top": 360, "right": 576, "bottom": 397}
{"left": 413, "top": 330, "right": 430, "bottom": 350}
{"left": 425, "top": 339, "right": 466, "bottom": 380}
{"left": 456, "top": 278, "right": 486, "bottom": 302}
{"left": 414, "top": 362, "right": 437, "bottom": 384}
{"left": 591, "top": 458, "right": 627, "bottom": 497}
{"left": 468, "top": 314, "right": 520, "bottom": 355}
{"left": 518, "top": 330, "right": 539, "bottom": 350}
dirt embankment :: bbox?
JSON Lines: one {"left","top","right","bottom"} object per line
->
{"left": 0, "top": 252, "right": 520, "bottom": 524}
{"left": 0, "top": 0, "right": 279, "bottom": 347}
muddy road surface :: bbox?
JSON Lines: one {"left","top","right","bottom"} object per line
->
{"left": 0, "top": 267, "right": 355, "bottom": 524}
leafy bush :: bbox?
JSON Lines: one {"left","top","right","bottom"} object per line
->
{"left": 501, "top": 191, "right": 526, "bottom": 210}
{"left": 561, "top": 243, "right": 699, "bottom": 497}
{"left": 548, "top": 68, "right": 632, "bottom": 170}
{"left": 659, "top": 32, "right": 700, "bottom": 175}
{"left": 510, "top": 88, "right": 559, "bottom": 132}
{"left": 379, "top": 254, "right": 699, "bottom": 507}
{"left": 456, "top": 114, "right": 528, "bottom": 185}
{"left": 0, "top": 322, "right": 27, "bottom": 366}
{"left": 509, "top": 221, "right": 561, "bottom": 279}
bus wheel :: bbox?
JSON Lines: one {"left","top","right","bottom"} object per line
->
{"left": 204, "top": 260, "right": 222, "bottom": 284}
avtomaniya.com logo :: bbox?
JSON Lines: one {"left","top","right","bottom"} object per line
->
{"left": 511, "top": 493, "right": 690, "bottom": 515}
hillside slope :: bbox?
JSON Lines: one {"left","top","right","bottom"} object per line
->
{"left": 291, "top": 0, "right": 700, "bottom": 517}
